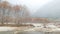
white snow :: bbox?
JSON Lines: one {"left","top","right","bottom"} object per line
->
{"left": 32, "top": 23, "right": 44, "bottom": 28}
{"left": 0, "top": 27, "right": 17, "bottom": 31}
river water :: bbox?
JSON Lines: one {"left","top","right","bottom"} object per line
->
{"left": 0, "top": 31, "right": 45, "bottom": 34}
{"left": 0, "top": 31, "right": 60, "bottom": 34}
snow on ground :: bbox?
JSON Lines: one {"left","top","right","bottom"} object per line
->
{"left": 23, "top": 23, "right": 60, "bottom": 32}
{"left": 0, "top": 23, "right": 60, "bottom": 32}
{"left": 0, "top": 27, "right": 17, "bottom": 31}
{"left": 32, "top": 23, "right": 44, "bottom": 28}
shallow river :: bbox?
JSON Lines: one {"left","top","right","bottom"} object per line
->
{"left": 0, "top": 31, "right": 60, "bottom": 34}
{"left": 0, "top": 31, "right": 44, "bottom": 34}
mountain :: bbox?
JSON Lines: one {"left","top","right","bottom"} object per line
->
{"left": 32, "top": 0, "right": 60, "bottom": 18}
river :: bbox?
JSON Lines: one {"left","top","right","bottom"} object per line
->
{"left": 0, "top": 31, "right": 60, "bottom": 34}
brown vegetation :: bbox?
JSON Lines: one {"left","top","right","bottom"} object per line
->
{"left": 0, "top": 1, "right": 50, "bottom": 26}
{"left": 0, "top": 1, "right": 29, "bottom": 25}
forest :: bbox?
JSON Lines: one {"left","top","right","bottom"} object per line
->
{"left": 0, "top": 1, "right": 30, "bottom": 25}
{"left": 0, "top": 0, "right": 52, "bottom": 26}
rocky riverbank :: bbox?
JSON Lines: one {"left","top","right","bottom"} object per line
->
{"left": 0, "top": 23, "right": 60, "bottom": 32}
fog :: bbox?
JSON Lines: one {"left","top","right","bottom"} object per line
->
{"left": 32, "top": 0, "right": 60, "bottom": 18}
{"left": 5, "top": 0, "right": 53, "bottom": 15}
{"left": 3, "top": 0, "right": 60, "bottom": 18}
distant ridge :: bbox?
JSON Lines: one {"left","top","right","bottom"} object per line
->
{"left": 32, "top": 0, "right": 60, "bottom": 18}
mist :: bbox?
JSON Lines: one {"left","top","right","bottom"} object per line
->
{"left": 32, "top": 0, "right": 60, "bottom": 18}
{"left": 4, "top": 0, "right": 60, "bottom": 18}
{"left": 5, "top": 0, "right": 53, "bottom": 16}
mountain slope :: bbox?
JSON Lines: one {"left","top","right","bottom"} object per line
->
{"left": 32, "top": 0, "right": 60, "bottom": 18}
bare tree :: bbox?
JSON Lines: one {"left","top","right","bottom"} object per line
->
{"left": 0, "top": 1, "right": 30, "bottom": 25}
{"left": 20, "top": 5, "right": 30, "bottom": 17}
{"left": 0, "top": 1, "right": 11, "bottom": 25}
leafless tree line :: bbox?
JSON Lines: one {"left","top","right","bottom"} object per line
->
{"left": 0, "top": 1, "right": 29, "bottom": 25}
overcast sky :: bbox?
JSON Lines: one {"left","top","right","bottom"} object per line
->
{"left": 5, "top": 0, "right": 53, "bottom": 15}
